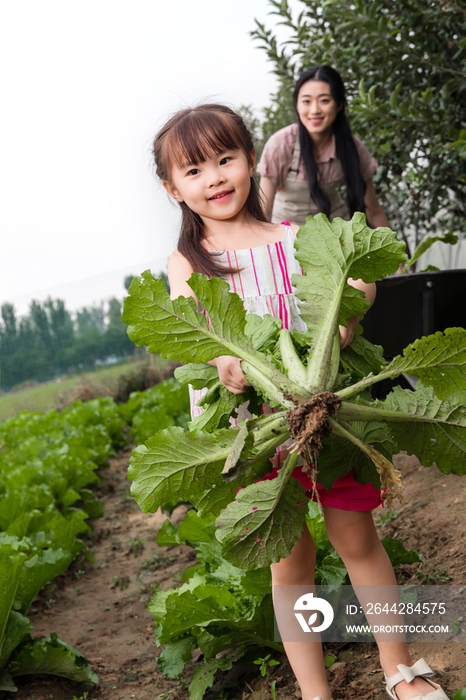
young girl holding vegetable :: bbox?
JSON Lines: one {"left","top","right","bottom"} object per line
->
{"left": 154, "top": 103, "right": 448, "bottom": 700}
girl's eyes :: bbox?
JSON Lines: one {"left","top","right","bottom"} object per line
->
{"left": 186, "top": 157, "right": 231, "bottom": 175}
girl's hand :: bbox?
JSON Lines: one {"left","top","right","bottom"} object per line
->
{"left": 339, "top": 319, "right": 358, "bottom": 349}
{"left": 339, "top": 279, "right": 377, "bottom": 349}
{"left": 211, "top": 355, "right": 251, "bottom": 395}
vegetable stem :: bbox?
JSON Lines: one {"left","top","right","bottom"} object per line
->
{"left": 279, "top": 329, "right": 308, "bottom": 387}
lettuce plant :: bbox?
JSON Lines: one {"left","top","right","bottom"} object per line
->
{"left": 123, "top": 213, "right": 466, "bottom": 571}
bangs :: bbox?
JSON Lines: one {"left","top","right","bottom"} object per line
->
{"left": 167, "top": 110, "right": 246, "bottom": 169}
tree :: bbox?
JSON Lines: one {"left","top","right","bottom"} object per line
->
{"left": 252, "top": 0, "right": 466, "bottom": 261}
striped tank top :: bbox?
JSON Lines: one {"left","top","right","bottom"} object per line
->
{"left": 190, "top": 224, "right": 306, "bottom": 419}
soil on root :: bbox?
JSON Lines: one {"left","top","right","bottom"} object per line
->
{"left": 287, "top": 391, "right": 341, "bottom": 465}
{"left": 5, "top": 449, "right": 466, "bottom": 700}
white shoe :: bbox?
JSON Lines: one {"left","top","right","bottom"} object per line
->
{"left": 385, "top": 658, "right": 449, "bottom": 700}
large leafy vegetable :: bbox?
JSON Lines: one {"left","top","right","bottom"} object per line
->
{"left": 123, "top": 213, "right": 466, "bottom": 570}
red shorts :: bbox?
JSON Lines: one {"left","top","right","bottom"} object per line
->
{"left": 259, "top": 461, "right": 383, "bottom": 512}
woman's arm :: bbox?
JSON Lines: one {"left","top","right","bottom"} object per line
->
{"left": 259, "top": 176, "right": 277, "bottom": 223}
{"left": 364, "top": 179, "right": 390, "bottom": 229}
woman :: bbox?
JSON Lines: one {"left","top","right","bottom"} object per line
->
{"left": 258, "top": 65, "right": 390, "bottom": 228}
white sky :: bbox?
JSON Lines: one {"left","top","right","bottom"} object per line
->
{"left": 3, "top": 0, "right": 461, "bottom": 317}
{"left": 1, "top": 0, "right": 297, "bottom": 313}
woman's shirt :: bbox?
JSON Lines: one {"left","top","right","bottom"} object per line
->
{"left": 257, "top": 123, "right": 378, "bottom": 226}
{"left": 257, "top": 123, "right": 378, "bottom": 189}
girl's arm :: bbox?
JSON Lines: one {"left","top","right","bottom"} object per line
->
{"left": 167, "top": 251, "right": 250, "bottom": 395}
{"left": 364, "top": 179, "right": 390, "bottom": 229}
{"left": 167, "top": 250, "right": 197, "bottom": 301}
{"left": 259, "top": 176, "right": 277, "bottom": 222}
{"left": 339, "top": 279, "right": 376, "bottom": 349}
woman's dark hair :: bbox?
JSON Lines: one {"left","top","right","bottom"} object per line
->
{"left": 293, "top": 65, "right": 368, "bottom": 220}
{"left": 153, "top": 104, "right": 267, "bottom": 278}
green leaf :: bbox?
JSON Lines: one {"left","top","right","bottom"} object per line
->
{"left": 244, "top": 314, "right": 281, "bottom": 352}
{"left": 340, "top": 334, "right": 385, "bottom": 381}
{"left": 339, "top": 328, "right": 466, "bottom": 403}
{"left": 381, "top": 538, "right": 423, "bottom": 566}
{"left": 129, "top": 427, "right": 239, "bottom": 512}
{"left": 0, "top": 670, "right": 16, "bottom": 692}
{"left": 189, "top": 387, "right": 245, "bottom": 432}
{"left": 318, "top": 420, "right": 392, "bottom": 490}
{"left": 175, "top": 363, "right": 219, "bottom": 390}
{"left": 157, "top": 636, "right": 196, "bottom": 678}
{"left": 389, "top": 81, "right": 402, "bottom": 110}
{"left": 0, "top": 544, "right": 27, "bottom": 658}
{"left": 188, "top": 646, "right": 247, "bottom": 700}
{"left": 453, "top": 690, "right": 466, "bottom": 700}
{"left": 156, "top": 520, "right": 181, "bottom": 547}
{"left": 195, "top": 480, "right": 240, "bottom": 518}
{"left": 178, "top": 510, "right": 215, "bottom": 544}
{"left": 292, "top": 213, "right": 406, "bottom": 391}
{"left": 387, "top": 329, "right": 466, "bottom": 402}
{"left": 216, "top": 454, "right": 308, "bottom": 569}
{"left": 0, "top": 612, "right": 32, "bottom": 669}
{"left": 9, "top": 634, "right": 98, "bottom": 683}
{"left": 358, "top": 77, "right": 366, "bottom": 100}
{"left": 404, "top": 231, "right": 458, "bottom": 270}
{"left": 383, "top": 385, "right": 466, "bottom": 475}
{"left": 221, "top": 422, "right": 254, "bottom": 481}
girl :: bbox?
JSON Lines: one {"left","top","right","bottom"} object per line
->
{"left": 155, "top": 104, "right": 447, "bottom": 700}
{"left": 258, "top": 65, "right": 390, "bottom": 229}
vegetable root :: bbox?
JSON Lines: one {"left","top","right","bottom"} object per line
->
{"left": 287, "top": 391, "right": 342, "bottom": 466}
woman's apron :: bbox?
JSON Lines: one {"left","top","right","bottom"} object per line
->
{"left": 271, "top": 135, "right": 350, "bottom": 226}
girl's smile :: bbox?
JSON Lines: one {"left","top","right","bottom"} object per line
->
{"left": 209, "top": 189, "right": 233, "bottom": 201}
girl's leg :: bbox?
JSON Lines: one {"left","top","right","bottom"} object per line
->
{"left": 271, "top": 526, "right": 332, "bottom": 700}
{"left": 323, "top": 506, "right": 437, "bottom": 700}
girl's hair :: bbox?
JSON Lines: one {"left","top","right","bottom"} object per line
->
{"left": 293, "top": 65, "right": 368, "bottom": 220}
{"left": 153, "top": 104, "right": 267, "bottom": 277}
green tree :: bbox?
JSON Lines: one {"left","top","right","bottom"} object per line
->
{"left": 252, "top": 0, "right": 466, "bottom": 261}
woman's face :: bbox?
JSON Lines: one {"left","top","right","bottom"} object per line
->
{"left": 296, "top": 80, "right": 340, "bottom": 139}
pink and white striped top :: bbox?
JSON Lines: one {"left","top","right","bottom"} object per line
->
{"left": 190, "top": 225, "right": 306, "bottom": 420}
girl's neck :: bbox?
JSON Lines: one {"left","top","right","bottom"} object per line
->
{"left": 201, "top": 211, "right": 280, "bottom": 252}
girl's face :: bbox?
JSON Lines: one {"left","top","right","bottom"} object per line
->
{"left": 164, "top": 148, "right": 255, "bottom": 224}
{"left": 296, "top": 80, "right": 341, "bottom": 139}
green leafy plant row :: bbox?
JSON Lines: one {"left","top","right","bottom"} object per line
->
{"left": 0, "top": 380, "right": 189, "bottom": 690}
{"left": 0, "top": 397, "right": 131, "bottom": 689}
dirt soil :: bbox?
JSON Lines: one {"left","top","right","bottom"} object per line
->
{"left": 6, "top": 448, "right": 466, "bottom": 700}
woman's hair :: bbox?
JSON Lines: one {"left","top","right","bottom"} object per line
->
{"left": 293, "top": 65, "right": 368, "bottom": 220}
{"left": 153, "top": 104, "right": 267, "bottom": 277}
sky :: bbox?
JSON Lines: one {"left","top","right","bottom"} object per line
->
{"left": 1, "top": 0, "right": 297, "bottom": 315}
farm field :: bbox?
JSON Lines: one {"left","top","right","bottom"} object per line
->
{"left": 6, "top": 446, "right": 466, "bottom": 700}
{"left": 0, "top": 357, "right": 168, "bottom": 422}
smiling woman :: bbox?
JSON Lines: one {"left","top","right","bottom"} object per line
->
{"left": 258, "top": 65, "right": 390, "bottom": 228}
